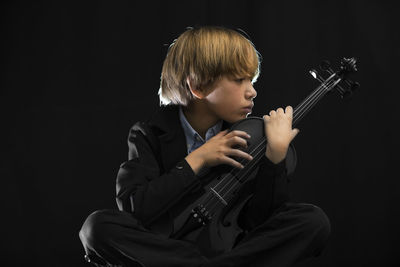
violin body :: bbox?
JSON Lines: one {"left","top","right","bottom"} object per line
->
{"left": 172, "top": 117, "right": 297, "bottom": 256}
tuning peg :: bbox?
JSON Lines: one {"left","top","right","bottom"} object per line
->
{"left": 350, "top": 81, "right": 360, "bottom": 92}
{"left": 341, "top": 90, "right": 352, "bottom": 99}
{"left": 339, "top": 80, "right": 360, "bottom": 99}
{"left": 319, "top": 60, "right": 331, "bottom": 71}
{"left": 309, "top": 69, "right": 318, "bottom": 79}
{"left": 341, "top": 57, "right": 358, "bottom": 72}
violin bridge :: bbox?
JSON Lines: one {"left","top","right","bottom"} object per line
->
{"left": 210, "top": 188, "right": 228, "bottom": 205}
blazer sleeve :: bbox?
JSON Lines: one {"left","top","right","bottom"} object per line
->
{"left": 240, "top": 143, "right": 297, "bottom": 230}
{"left": 115, "top": 122, "right": 203, "bottom": 227}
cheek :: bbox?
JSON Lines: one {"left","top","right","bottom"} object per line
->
{"left": 206, "top": 88, "right": 243, "bottom": 120}
{"left": 211, "top": 89, "right": 234, "bottom": 104}
{"left": 209, "top": 93, "right": 233, "bottom": 112}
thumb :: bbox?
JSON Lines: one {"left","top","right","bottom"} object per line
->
{"left": 292, "top": 128, "right": 300, "bottom": 138}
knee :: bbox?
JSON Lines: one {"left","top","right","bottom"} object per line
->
{"left": 301, "top": 204, "right": 330, "bottom": 234}
{"left": 297, "top": 204, "right": 331, "bottom": 255}
{"left": 79, "top": 209, "right": 117, "bottom": 250}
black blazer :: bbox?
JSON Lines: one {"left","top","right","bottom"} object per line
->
{"left": 116, "top": 105, "right": 297, "bottom": 236}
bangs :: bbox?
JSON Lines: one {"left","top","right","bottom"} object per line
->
{"left": 192, "top": 27, "right": 261, "bottom": 88}
{"left": 222, "top": 36, "right": 261, "bottom": 83}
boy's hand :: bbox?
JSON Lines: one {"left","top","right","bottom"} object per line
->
{"left": 263, "top": 106, "right": 300, "bottom": 164}
{"left": 185, "top": 130, "right": 253, "bottom": 174}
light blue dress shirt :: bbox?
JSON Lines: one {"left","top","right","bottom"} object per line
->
{"left": 179, "top": 106, "right": 223, "bottom": 155}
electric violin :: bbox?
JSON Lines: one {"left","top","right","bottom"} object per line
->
{"left": 171, "top": 57, "right": 359, "bottom": 256}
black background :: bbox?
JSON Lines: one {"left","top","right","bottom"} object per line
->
{"left": 2, "top": 0, "right": 399, "bottom": 266}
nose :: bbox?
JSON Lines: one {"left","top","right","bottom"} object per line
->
{"left": 246, "top": 82, "right": 257, "bottom": 100}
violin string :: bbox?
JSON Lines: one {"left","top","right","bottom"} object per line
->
{"left": 216, "top": 83, "right": 330, "bottom": 201}
{"left": 314, "top": 73, "right": 345, "bottom": 95}
{"left": 292, "top": 72, "right": 338, "bottom": 126}
{"left": 205, "top": 144, "right": 267, "bottom": 216}
{"left": 209, "top": 78, "right": 337, "bottom": 207}
{"left": 202, "top": 77, "right": 336, "bottom": 214}
{"left": 217, "top": 77, "right": 341, "bottom": 200}
{"left": 294, "top": 76, "right": 333, "bottom": 124}
{"left": 213, "top": 144, "right": 266, "bottom": 210}
{"left": 215, "top": 75, "right": 335, "bottom": 194}
{"left": 294, "top": 75, "right": 340, "bottom": 125}
{"left": 201, "top": 77, "right": 339, "bottom": 214}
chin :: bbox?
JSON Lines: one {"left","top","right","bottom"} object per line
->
{"left": 221, "top": 110, "right": 247, "bottom": 123}
{"left": 226, "top": 115, "right": 245, "bottom": 124}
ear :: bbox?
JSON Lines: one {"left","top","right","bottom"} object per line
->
{"left": 186, "top": 77, "right": 205, "bottom": 99}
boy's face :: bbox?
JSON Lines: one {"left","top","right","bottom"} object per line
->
{"left": 203, "top": 76, "right": 257, "bottom": 123}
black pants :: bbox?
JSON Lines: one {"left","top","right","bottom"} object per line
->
{"left": 79, "top": 202, "right": 330, "bottom": 267}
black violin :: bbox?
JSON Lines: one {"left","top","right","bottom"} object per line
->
{"left": 171, "top": 58, "right": 359, "bottom": 256}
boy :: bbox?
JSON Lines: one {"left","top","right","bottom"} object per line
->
{"left": 79, "top": 26, "right": 330, "bottom": 267}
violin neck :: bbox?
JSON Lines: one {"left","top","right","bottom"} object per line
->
{"left": 292, "top": 83, "right": 330, "bottom": 127}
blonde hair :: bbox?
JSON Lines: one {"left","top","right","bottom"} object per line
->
{"left": 158, "top": 26, "right": 261, "bottom": 106}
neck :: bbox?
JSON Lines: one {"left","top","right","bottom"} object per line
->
{"left": 182, "top": 100, "right": 220, "bottom": 139}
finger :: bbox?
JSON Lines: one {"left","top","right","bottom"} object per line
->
{"left": 226, "top": 130, "right": 251, "bottom": 139}
{"left": 227, "top": 148, "right": 253, "bottom": 161}
{"left": 218, "top": 129, "right": 229, "bottom": 136}
{"left": 233, "top": 136, "right": 248, "bottom": 150}
{"left": 285, "top": 105, "right": 293, "bottom": 113}
{"left": 285, "top": 106, "right": 293, "bottom": 118}
{"left": 223, "top": 156, "right": 245, "bottom": 169}
{"left": 227, "top": 136, "right": 249, "bottom": 149}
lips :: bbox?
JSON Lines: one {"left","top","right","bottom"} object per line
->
{"left": 242, "top": 105, "right": 253, "bottom": 114}
{"left": 243, "top": 104, "right": 254, "bottom": 110}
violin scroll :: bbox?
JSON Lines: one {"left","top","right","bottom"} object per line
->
{"left": 341, "top": 57, "right": 358, "bottom": 73}
{"left": 309, "top": 57, "right": 360, "bottom": 99}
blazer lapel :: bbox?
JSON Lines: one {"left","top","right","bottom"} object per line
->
{"left": 147, "top": 105, "right": 188, "bottom": 172}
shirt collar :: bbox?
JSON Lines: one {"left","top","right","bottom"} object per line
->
{"left": 179, "top": 105, "right": 223, "bottom": 153}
